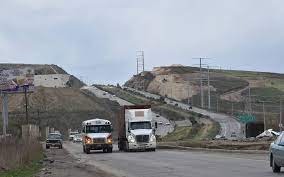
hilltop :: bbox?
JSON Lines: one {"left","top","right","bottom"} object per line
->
{"left": 125, "top": 65, "right": 284, "bottom": 130}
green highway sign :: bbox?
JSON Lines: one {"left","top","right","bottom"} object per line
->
{"left": 238, "top": 114, "right": 256, "bottom": 123}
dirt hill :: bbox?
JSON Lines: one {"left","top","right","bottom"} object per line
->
{"left": 0, "top": 64, "right": 119, "bottom": 138}
{"left": 125, "top": 66, "right": 284, "bottom": 130}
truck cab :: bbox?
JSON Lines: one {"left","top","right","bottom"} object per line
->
{"left": 82, "top": 118, "right": 113, "bottom": 154}
{"left": 118, "top": 105, "right": 157, "bottom": 151}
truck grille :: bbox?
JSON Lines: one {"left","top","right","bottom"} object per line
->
{"left": 93, "top": 138, "right": 105, "bottom": 144}
{"left": 47, "top": 140, "right": 60, "bottom": 143}
{"left": 136, "top": 135, "right": 149, "bottom": 143}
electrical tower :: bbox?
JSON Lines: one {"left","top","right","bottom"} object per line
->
{"left": 136, "top": 51, "right": 145, "bottom": 75}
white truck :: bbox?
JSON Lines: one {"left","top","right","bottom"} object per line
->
{"left": 118, "top": 105, "right": 157, "bottom": 151}
{"left": 82, "top": 118, "right": 113, "bottom": 154}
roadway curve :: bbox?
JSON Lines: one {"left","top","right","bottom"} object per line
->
{"left": 124, "top": 87, "right": 241, "bottom": 138}
{"left": 65, "top": 142, "right": 274, "bottom": 177}
{"left": 81, "top": 86, "right": 174, "bottom": 137}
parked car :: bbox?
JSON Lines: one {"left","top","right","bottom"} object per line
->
{"left": 46, "top": 133, "right": 63, "bottom": 149}
{"left": 73, "top": 133, "right": 83, "bottom": 143}
{"left": 270, "top": 132, "right": 284, "bottom": 173}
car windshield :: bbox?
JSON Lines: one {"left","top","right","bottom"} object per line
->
{"left": 48, "top": 134, "right": 62, "bottom": 139}
{"left": 86, "top": 125, "right": 111, "bottom": 133}
{"left": 130, "top": 121, "right": 152, "bottom": 130}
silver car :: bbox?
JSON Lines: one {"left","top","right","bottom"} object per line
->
{"left": 270, "top": 132, "right": 284, "bottom": 173}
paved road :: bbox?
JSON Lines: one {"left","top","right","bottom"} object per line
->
{"left": 65, "top": 142, "right": 277, "bottom": 177}
{"left": 124, "top": 87, "right": 241, "bottom": 138}
{"left": 81, "top": 86, "right": 174, "bottom": 137}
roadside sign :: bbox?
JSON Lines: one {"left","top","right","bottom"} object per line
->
{"left": 238, "top": 114, "right": 256, "bottom": 123}
{"left": 0, "top": 68, "right": 34, "bottom": 93}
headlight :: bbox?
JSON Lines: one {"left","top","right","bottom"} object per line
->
{"left": 128, "top": 134, "right": 136, "bottom": 143}
{"left": 150, "top": 134, "right": 156, "bottom": 142}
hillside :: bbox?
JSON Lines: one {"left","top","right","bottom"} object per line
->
{"left": 125, "top": 66, "right": 284, "bottom": 130}
{"left": 0, "top": 64, "right": 119, "bottom": 137}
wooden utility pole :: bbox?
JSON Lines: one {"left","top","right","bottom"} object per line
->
{"left": 207, "top": 66, "right": 211, "bottom": 110}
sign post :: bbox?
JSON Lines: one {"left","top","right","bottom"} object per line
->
{"left": 0, "top": 68, "right": 34, "bottom": 135}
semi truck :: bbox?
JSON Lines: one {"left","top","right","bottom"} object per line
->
{"left": 82, "top": 118, "right": 113, "bottom": 154}
{"left": 118, "top": 105, "right": 157, "bottom": 151}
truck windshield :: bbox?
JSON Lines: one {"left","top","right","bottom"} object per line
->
{"left": 130, "top": 122, "right": 151, "bottom": 130}
{"left": 86, "top": 125, "right": 111, "bottom": 133}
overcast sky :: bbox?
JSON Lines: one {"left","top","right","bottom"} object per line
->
{"left": 0, "top": 0, "right": 283, "bottom": 84}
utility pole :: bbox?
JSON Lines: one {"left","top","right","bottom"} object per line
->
{"left": 280, "top": 99, "right": 282, "bottom": 132}
{"left": 187, "top": 82, "right": 190, "bottom": 105}
{"left": 192, "top": 57, "right": 210, "bottom": 108}
{"left": 207, "top": 66, "right": 211, "bottom": 110}
{"left": 199, "top": 58, "right": 204, "bottom": 108}
{"left": 216, "top": 95, "right": 219, "bottom": 112}
{"left": 2, "top": 92, "right": 8, "bottom": 136}
{"left": 248, "top": 86, "right": 252, "bottom": 115}
{"left": 262, "top": 101, "right": 266, "bottom": 131}
{"left": 231, "top": 102, "right": 234, "bottom": 116}
{"left": 24, "top": 86, "right": 29, "bottom": 124}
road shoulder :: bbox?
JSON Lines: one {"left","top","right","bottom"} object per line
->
{"left": 36, "top": 146, "right": 113, "bottom": 177}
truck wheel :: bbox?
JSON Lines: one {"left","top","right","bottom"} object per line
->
{"left": 125, "top": 143, "right": 129, "bottom": 152}
{"left": 86, "top": 148, "right": 90, "bottom": 154}
{"left": 107, "top": 148, "right": 113, "bottom": 153}
{"left": 103, "top": 148, "right": 107, "bottom": 153}
{"left": 151, "top": 148, "right": 156, "bottom": 152}
{"left": 272, "top": 157, "right": 281, "bottom": 173}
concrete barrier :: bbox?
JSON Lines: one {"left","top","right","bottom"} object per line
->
{"left": 22, "top": 124, "right": 40, "bottom": 140}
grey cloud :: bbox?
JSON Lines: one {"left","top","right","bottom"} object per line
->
{"left": 0, "top": 0, "right": 283, "bottom": 84}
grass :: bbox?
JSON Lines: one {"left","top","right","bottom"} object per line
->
{"left": 0, "top": 161, "right": 43, "bottom": 177}
{"left": 162, "top": 127, "right": 192, "bottom": 141}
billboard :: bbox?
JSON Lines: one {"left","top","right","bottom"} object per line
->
{"left": 0, "top": 68, "right": 34, "bottom": 93}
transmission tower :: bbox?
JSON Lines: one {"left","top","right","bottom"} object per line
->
{"left": 136, "top": 51, "right": 145, "bottom": 75}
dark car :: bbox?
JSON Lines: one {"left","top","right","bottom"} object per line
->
{"left": 46, "top": 133, "right": 63, "bottom": 149}
{"left": 270, "top": 132, "right": 284, "bottom": 173}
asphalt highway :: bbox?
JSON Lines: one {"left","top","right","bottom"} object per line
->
{"left": 65, "top": 142, "right": 277, "bottom": 177}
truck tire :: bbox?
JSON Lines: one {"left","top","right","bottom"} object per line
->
{"left": 103, "top": 148, "right": 107, "bottom": 153}
{"left": 272, "top": 157, "right": 281, "bottom": 173}
{"left": 59, "top": 145, "right": 63, "bottom": 149}
{"left": 107, "top": 148, "right": 113, "bottom": 153}
{"left": 86, "top": 148, "right": 90, "bottom": 154}
{"left": 124, "top": 142, "right": 129, "bottom": 152}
